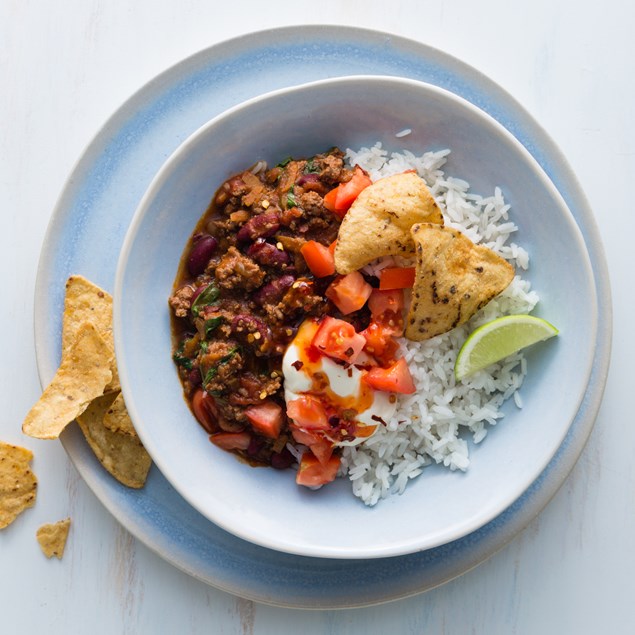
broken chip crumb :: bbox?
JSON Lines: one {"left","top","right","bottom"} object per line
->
{"left": 36, "top": 518, "right": 71, "bottom": 559}
{"left": 0, "top": 441, "right": 38, "bottom": 529}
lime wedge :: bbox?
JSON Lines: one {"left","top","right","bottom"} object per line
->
{"left": 454, "top": 314, "right": 558, "bottom": 381}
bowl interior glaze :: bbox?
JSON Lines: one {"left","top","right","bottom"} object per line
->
{"left": 114, "top": 76, "right": 596, "bottom": 559}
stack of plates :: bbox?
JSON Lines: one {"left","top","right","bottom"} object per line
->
{"left": 35, "top": 26, "right": 610, "bottom": 609}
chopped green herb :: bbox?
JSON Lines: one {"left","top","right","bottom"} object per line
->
{"left": 191, "top": 284, "right": 220, "bottom": 317}
{"left": 203, "top": 367, "right": 218, "bottom": 384}
{"left": 172, "top": 345, "right": 194, "bottom": 371}
{"left": 204, "top": 316, "right": 223, "bottom": 338}
{"left": 199, "top": 340, "right": 209, "bottom": 354}
{"left": 304, "top": 158, "right": 320, "bottom": 174}
{"left": 220, "top": 346, "right": 240, "bottom": 364}
{"left": 202, "top": 347, "right": 240, "bottom": 387}
{"left": 277, "top": 156, "right": 292, "bottom": 168}
{"left": 286, "top": 185, "right": 296, "bottom": 208}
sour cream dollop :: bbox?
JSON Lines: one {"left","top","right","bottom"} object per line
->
{"left": 282, "top": 319, "right": 397, "bottom": 446}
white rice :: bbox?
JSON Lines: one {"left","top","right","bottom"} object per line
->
{"left": 339, "top": 143, "right": 539, "bottom": 506}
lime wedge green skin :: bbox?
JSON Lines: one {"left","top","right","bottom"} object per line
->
{"left": 454, "top": 314, "right": 559, "bottom": 381}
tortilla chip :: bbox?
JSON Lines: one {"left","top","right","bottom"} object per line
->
{"left": 63, "top": 275, "right": 120, "bottom": 393}
{"left": 22, "top": 322, "right": 113, "bottom": 439}
{"left": 36, "top": 518, "right": 71, "bottom": 559}
{"left": 103, "top": 392, "right": 137, "bottom": 437}
{"left": 0, "top": 442, "right": 37, "bottom": 529}
{"left": 405, "top": 224, "right": 515, "bottom": 341}
{"left": 77, "top": 393, "right": 151, "bottom": 489}
{"left": 334, "top": 172, "right": 444, "bottom": 274}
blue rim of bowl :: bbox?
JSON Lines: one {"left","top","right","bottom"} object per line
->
{"left": 114, "top": 74, "right": 598, "bottom": 559}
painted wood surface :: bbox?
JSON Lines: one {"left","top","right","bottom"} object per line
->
{"left": 1, "top": 1, "right": 631, "bottom": 633}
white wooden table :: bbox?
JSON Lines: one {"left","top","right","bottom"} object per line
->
{"left": 1, "top": 1, "right": 629, "bottom": 633}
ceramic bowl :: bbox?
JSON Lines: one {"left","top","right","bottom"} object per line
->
{"left": 114, "top": 75, "right": 596, "bottom": 559}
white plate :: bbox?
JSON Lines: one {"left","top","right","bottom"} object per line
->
{"left": 34, "top": 25, "right": 611, "bottom": 608}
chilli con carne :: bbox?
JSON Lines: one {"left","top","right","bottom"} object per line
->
{"left": 169, "top": 149, "right": 385, "bottom": 472}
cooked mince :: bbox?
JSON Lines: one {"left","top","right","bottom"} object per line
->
{"left": 169, "top": 149, "right": 371, "bottom": 467}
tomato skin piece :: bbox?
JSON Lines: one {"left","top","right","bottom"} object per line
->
{"left": 307, "top": 437, "right": 335, "bottom": 465}
{"left": 289, "top": 420, "right": 336, "bottom": 465}
{"left": 290, "top": 426, "right": 321, "bottom": 446}
{"left": 191, "top": 389, "right": 218, "bottom": 433}
{"left": 286, "top": 395, "right": 330, "bottom": 431}
{"left": 210, "top": 431, "right": 252, "bottom": 451}
{"left": 379, "top": 267, "right": 416, "bottom": 290}
{"left": 311, "top": 315, "right": 366, "bottom": 363}
{"left": 325, "top": 271, "right": 373, "bottom": 315}
{"left": 368, "top": 288, "right": 404, "bottom": 317}
{"left": 244, "top": 400, "right": 284, "bottom": 438}
{"left": 300, "top": 240, "right": 335, "bottom": 278}
{"left": 360, "top": 321, "right": 401, "bottom": 365}
{"left": 323, "top": 166, "right": 372, "bottom": 218}
{"left": 323, "top": 187, "right": 339, "bottom": 213}
{"left": 364, "top": 357, "right": 416, "bottom": 394}
{"left": 367, "top": 289, "right": 405, "bottom": 336}
{"left": 296, "top": 452, "right": 341, "bottom": 487}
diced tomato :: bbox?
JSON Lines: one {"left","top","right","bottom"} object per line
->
{"left": 244, "top": 400, "right": 284, "bottom": 438}
{"left": 322, "top": 187, "right": 339, "bottom": 214}
{"left": 287, "top": 395, "right": 330, "bottom": 431}
{"left": 290, "top": 426, "right": 321, "bottom": 446}
{"left": 368, "top": 288, "right": 404, "bottom": 317}
{"left": 191, "top": 389, "right": 218, "bottom": 433}
{"left": 328, "top": 240, "right": 337, "bottom": 257}
{"left": 300, "top": 240, "right": 335, "bottom": 277}
{"left": 325, "top": 271, "right": 373, "bottom": 315}
{"left": 289, "top": 422, "right": 334, "bottom": 465}
{"left": 308, "top": 437, "right": 335, "bottom": 465}
{"left": 379, "top": 266, "right": 416, "bottom": 290}
{"left": 367, "top": 289, "right": 404, "bottom": 336}
{"left": 296, "top": 452, "right": 341, "bottom": 487}
{"left": 311, "top": 315, "right": 366, "bottom": 363}
{"left": 360, "top": 321, "right": 401, "bottom": 365}
{"left": 322, "top": 166, "right": 373, "bottom": 218}
{"left": 364, "top": 357, "right": 416, "bottom": 394}
{"left": 210, "top": 431, "right": 251, "bottom": 451}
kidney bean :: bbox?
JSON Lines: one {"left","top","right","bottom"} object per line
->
{"left": 187, "top": 234, "right": 218, "bottom": 276}
{"left": 247, "top": 436, "right": 264, "bottom": 458}
{"left": 236, "top": 212, "right": 280, "bottom": 242}
{"left": 190, "top": 285, "right": 205, "bottom": 304}
{"left": 296, "top": 173, "right": 327, "bottom": 194}
{"left": 247, "top": 239, "right": 290, "bottom": 267}
{"left": 270, "top": 447, "right": 295, "bottom": 470}
{"left": 230, "top": 314, "right": 273, "bottom": 353}
{"left": 297, "top": 173, "right": 319, "bottom": 187}
{"left": 188, "top": 368, "right": 202, "bottom": 387}
{"left": 252, "top": 274, "right": 295, "bottom": 306}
